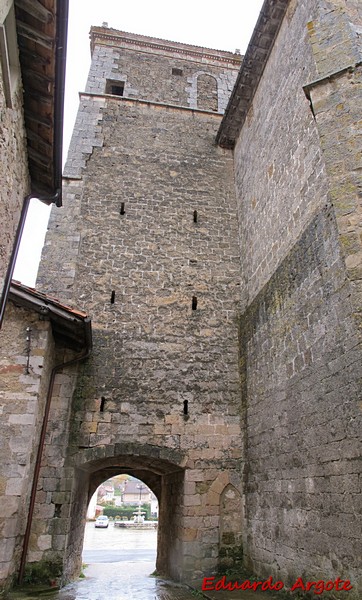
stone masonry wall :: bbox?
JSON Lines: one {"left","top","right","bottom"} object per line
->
{"left": 306, "top": 1, "right": 362, "bottom": 327}
{"left": 0, "top": 302, "right": 54, "bottom": 589}
{"left": 239, "top": 206, "right": 361, "bottom": 591}
{"left": 37, "top": 36, "right": 243, "bottom": 580}
{"left": 85, "top": 35, "right": 239, "bottom": 112}
{"left": 233, "top": 0, "right": 361, "bottom": 594}
{"left": 233, "top": 0, "right": 326, "bottom": 311}
{"left": 70, "top": 100, "right": 242, "bottom": 578}
{"left": 27, "top": 353, "right": 79, "bottom": 570}
{"left": 0, "top": 26, "right": 29, "bottom": 287}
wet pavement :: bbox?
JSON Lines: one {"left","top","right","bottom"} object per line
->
{"left": 9, "top": 524, "right": 199, "bottom": 600}
{"left": 8, "top": 524, "right": 278, "bottom": 600}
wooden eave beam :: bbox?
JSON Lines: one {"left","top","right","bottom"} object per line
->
{"left": 15, "top": 0, "right": 53, "bottom": 24}
{"left": 16, "top": 21, "right": 53, "bottom": 49}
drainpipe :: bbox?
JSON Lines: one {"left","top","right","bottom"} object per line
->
{"left": 18, "top": 319, "right": 92, "bottom": 584}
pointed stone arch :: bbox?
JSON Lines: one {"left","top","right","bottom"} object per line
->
{"left": 219, "top": 483, "right": 243, "bottom": 570}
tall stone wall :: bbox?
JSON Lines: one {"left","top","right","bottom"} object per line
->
{"left": 0, "top": 303, "right": 54, "bottom": 589}
{"left": 37, "top": 36, "right": 243, "bottom": 581}
{"left": 233, "top": 0, "right": 361, "bottom": 594}
{"left": 0, "top": 2, "right": 29, "bottom": 287}
{"left": 35, "top": 5, "right": 361, "bottom": 591}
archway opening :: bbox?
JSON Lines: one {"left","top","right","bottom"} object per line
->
{"left": 82, "top": 474, "right": 158, "bottom": 583}
{"left": 63, "top": 447, "right": 186, "bottom": 584}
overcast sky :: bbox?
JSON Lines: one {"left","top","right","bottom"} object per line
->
{"left": 13, "top": 0, "right": 264, "bottom": 287}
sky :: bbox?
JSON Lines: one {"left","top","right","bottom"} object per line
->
{"left": 13, "top": 0, "right": 265, "bottom": 287}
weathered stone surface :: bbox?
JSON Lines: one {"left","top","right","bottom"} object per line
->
{"left": 22, "top": 1, "right": 362, "bottom": 597}
{"left": 232, "top": 1, "right": 362, "bottom": 595}
{"left": 36, "top": 32, "right": 243, "bottom": 583}
{"left": 0, "top": 28, "right": 29, "bottom": 287}
{"left": 0, "top": 303, "right": 54, "bottom": 587}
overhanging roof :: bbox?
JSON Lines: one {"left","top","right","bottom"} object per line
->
{"left": 216, "top": 0, "right": 290, "bottom": 148}
{"left": 9, "top": 280, "right": 92, "bottom": 352}
{"left": 14, "top": 0, "right": 69, "bottom": 205}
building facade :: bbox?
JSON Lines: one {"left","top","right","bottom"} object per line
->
{"left": 37, "top": 26, "right": 244, "bottom": 583}
{"left": 0, "top": 0, "right": 76, "bottom": 591}
{"left": 1, "top": 0, "right": 361, "bottom": 595}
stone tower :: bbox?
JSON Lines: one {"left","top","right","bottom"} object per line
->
{"left": 37, "top": 28, "right": 244, "bottom": 581}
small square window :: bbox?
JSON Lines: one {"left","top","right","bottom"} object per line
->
{"left": 105, "top": 80, "right": 125, "bottom": 96}
{"left": 172, "top": 68, "right": 183, "bottom": 76}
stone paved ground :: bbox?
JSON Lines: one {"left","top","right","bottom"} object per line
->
{"left": 8, "top": 563, "right": 278, "bottom": 600}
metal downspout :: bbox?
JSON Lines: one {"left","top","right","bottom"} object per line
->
{"left": 18, "top": 319, "right": 92, "bottom": 584}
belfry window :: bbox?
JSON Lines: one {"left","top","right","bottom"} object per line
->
{"left": 105, "top": 79, "right": 125, "bottom": 96}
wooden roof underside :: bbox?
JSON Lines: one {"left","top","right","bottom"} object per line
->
{"left": 15, "top": 0, "right": 64, "bottom": 202}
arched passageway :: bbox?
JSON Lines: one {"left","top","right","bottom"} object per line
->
{"left": 82, "top": 473, "right": 158, "bottom": 580}
{"left": 63, "top": 445, "right": 186, "bottom": 583}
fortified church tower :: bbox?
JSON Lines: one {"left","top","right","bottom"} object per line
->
{"left": 37, "top": 27, "right": 244, "bottom": 580}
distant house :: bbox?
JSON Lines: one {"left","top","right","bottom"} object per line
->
{"left": 98, "top": 484, "right": 115, "bottom": 502}
{"left": 122, "top": 479, "right": 156, "bottom": 508}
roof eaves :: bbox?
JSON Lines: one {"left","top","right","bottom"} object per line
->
{"left": 9, "top": 280, "right": 92, "bottom": 352}
{"left": 216, "top": 0, "right": 291, "bottom": 148}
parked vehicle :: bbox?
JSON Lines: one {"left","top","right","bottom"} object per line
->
{"left": 95, "top": 515, "right": 109, "bottom": 528}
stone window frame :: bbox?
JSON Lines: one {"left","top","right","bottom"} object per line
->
{"left": 105, "top": 79, "right": 125, "bottom": 97}
{"left": 0, "top": 1, "right": 20, "bottom": 108}
{"left": 186, "top": 70, "right": 220, "bottom": 112}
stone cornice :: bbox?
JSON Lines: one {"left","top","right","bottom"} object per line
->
{"left": 78, "top": 92, "right": 225, "bottom": 117}
{"left": 90, "top": 26, "right": 242, "bottom": 68}
{"left": 216, "top": 0, "right": 291, "bottom": 148}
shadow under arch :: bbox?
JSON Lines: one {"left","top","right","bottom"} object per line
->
{"left": 63, "top": 442, "right": 187, "bottom": 583}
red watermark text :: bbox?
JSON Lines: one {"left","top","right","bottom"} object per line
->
{"left": 201, "top": 575, "right": 353, "bottom": 595}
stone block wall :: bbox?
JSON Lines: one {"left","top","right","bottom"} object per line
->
{"left": 36, "top": 34, "right": 244, "bottom": 580}
{"left": 86, "top": 30, "right": 240, "bottom": 113}
{"left": 35, "top": 5, "right": 361, "bottom": 590}
{"left": 28, "top": 356, "right": 79, "bottom": 569}
{"left": 0, "top": 303, "right": 54, "bottom": 589}
{"left": 306, "top": 1, "right": 362, "bottom": 327}
{"left": 0, "top": 23, "right": 29, "bottom": 287}
{"left": 233, "top": 0, "right": 362, "bottom": 594}
{"left": 239, "top": 206, "right": 361, "bottom": 588}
